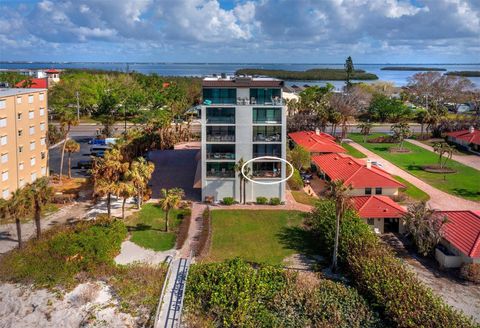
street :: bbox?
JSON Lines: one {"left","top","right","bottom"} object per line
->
{"left": 49, "top": 136, "right": 93, "bottom": 178}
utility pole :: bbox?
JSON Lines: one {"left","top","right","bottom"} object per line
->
{"left": 75, "top": 91, "right": 80, "bottom": 121}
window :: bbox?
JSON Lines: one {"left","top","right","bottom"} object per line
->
{"left": 253, "top": 126, "right": 281, "bottom": 142}
{"left": 30, "top": 141, "right": 36, "bottom": 151}
{"left": 252, "top": 108, "right": 281, "bottom": 124}
{"left": 40, "top": 122, "right": 45, "bottom": 131}
{"left": 365, "top": 187, "right": 372, "bottom": 195}
{"left": 202, "top": 88, "right": 236, "bottom": 104}
{"left": 206, "top": 107, "right": 235, "bottom": 124}
{"left": 0, "top": 118, "right": 6, "bottom": 127}
{"left": 41, "top": 166, "right": 46, "bottom": 175}
{"left": 18, "top": 130, "right": 23, "bottom": 137}
{"left": 17, "top": 113, "right": 22, "bottom": 120}
{"left": 250, "top": 88, "right": 281, "bottom": 104}
{"left": 19, "top": 146, "right": 23, "bottom": 153}
{"left": 17, "top": 96, "right": 22, "bottom": 104}
{"left": 367, "top": 218, "right": 375, "bottom": 225}
{"left": 19, "top": 162, "right": 24, "bottom": 170}
{"left": 0, "top": 100, "right": 5, "bottom": 109}
{"left": 0, "top": 135, "right": 7, "bottom": 145}
{"left": 29, "top": 111, "right": 34, "bottom": 119}
{"left": 253, "top": 144, "right": 281, "bottom": 157}
{"left": 40, "top": 108, "right": 45, "bottom": 116}
{"left": 41, "top": 151, "right": 46, "bottom": 159}
{"left": 206, "top": 144, "right": 235, "bottom": 160}
{"left": 206, "top": 162, "right": 235, "bottom": 178}
{"left": 375, "top": 187, "right": 382, "bottom": 195}
{"left": 40, "top": 137, "right": 46, "bottom": 145}
{"left": 29, "top": 126, "right": 35, "bottom": 135}
{"left": 31, "top": 172, "right": 37, "bottom": 182}
{"left": 206, "top": 126, "right": 235, "bottom": 142}
{"left": 2, "top": 171, "right": 8, "bottom": 181}
{"left": 30, "top": 157, "right": 36, "bottom": 166}
{"left": 39, "top": 93, "right": 44, "bottom": 101}
{"left": 19, "top": 179, "right": 25, "bottom": 187}
{"left": 28, "top": 95, "right": 34, "bottom": 103}
{"left": 252, "top": 161, "right": 281, "bottom": 178}
{"left": 2, "top": 188, "right": 9, "bottom": 199}
{"left": 1, "top": 153, "right": 7, "bottom": 164}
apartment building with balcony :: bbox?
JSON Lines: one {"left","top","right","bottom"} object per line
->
{"left": 200, "top": 76, "right": 286, "bottom": 202}
{"left": 0, "top": 89, "right": 49, "bottom": 199}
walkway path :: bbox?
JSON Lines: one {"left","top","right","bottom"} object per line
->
{"left": 0, "top": 201, "right": 90, "bottom": 254}
{"left": 348, "top": 142, "right": 479, "bottom": 211}
{"left": 406, "top": 139, "right": 480, "bottom": 171}
{"left": 179, "top": 202, "right": 206, "bottom": 258}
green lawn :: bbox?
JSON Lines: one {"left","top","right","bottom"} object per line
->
{"left": 207, "top": 210, "right": 307, "bottom": 265}
{"left": 291, "top": 190, "right": 319, "bottom": 206}
{"left": 394, "top": 175, "right": 430, "bottom": 202}
{"left": 342, "top": 142, "right": 367, "bottom": 158}
{"left": 350, "top": 133, "right": 480, "bottom": 201}
{"left": 126, "top": 203, "right": 188, "bottom": 251}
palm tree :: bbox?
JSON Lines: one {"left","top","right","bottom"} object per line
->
{"left": 128, "top": 157, "right": 155, "bottom": 209}
{"left": 234, "top": 158, "right": 251, "bottom": 204}
{"left": 357, "top": 121, "right": 373, "bottom": 143}
{"left": 58, "top": 109, "right": 79, "bottom": 181}
{"left": 115, "top": 181, "right": 136, "bottom": 219}
{"left": 26, "top": 177, "right": 54, "bottom": 238}
{"left": 391, "top": 121, "right": 412, "bottom": 151}
{"left": 64, "top": 139, "right": 80, "bottom": 179}
{"left": 432, "top": 142, "right": 454, "bottom": 169}
{"left": 0, "top": 188, "right": 32, "bottom": 248}
{"left": 158, "top": 188, "right": 184, "bottom": 232}
{"left": 325, "top": 179, "right": 351, "bottom": 272}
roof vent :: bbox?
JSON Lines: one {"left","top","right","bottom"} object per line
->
{"left": 469, "top": 126, "right": 475, "bottom": 134}
{"left": 221, "top": 72, "right": 226, "bottom": 79}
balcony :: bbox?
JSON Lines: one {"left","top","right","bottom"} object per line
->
{"left": 206, "top": 162, "right": 235, "bottom": 178}
{"left": 203, "top": 88, "right": 236, "bottom": 105}
{"left": 252, "top": 162, "right": 281, "bottom": 178}
{"left": 235, "top": 97, "right": 283, "bottom": 106}
{"left": 253, "top": 126, "right": 281, "bottom": 142}
{"left": 206, "top": 126, "right": 235, "bottom": 142}
{"left": 250, "top": 88, "right": 282, "bottom": 105}
{"left": 253, "top": 144, "right": 282, "bottom": 158}
{"left": 206, "top": 107, "right": 235, "bottom": 124}
{"left": 253, "top": 108, "right": 282, "bottom": 124}
{"left": 206, "top": 144, "right": 235, "bottom": 160}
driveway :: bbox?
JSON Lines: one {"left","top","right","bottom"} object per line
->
{"left": 148, "top": 149, "right": 201, "bottom": 201}
{"left": 407, "top": 139, "right": 480, "bottom": 171}
{"left": 348, "top": 142, "right": 480, "bottom": 211}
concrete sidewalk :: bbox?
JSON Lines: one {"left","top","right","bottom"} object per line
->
{"left": 348, "top": 142, "right": 479, "bottom": 211}
{"left": 406, "top": 139, "right": 480, "bottom": 171}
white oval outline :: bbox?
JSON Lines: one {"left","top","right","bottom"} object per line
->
{"left": 241, "top": 156, "right": 294, "bottom": 185}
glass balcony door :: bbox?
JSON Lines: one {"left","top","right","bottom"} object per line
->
{"left": 206, "top": 126, "right": 235, "bottom": 142}
{"left": 252, "top": 108, "right": 281, "bottom": 124}
{"left": 206, "top": 107, "right": 235, "bottom": 124}
{"left": 253, "top": 126, "right": 281, "bottom": 142}
{"left": 253, "top": 144, "right": 281, "bottom": 157}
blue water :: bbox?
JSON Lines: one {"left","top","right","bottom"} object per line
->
{"left": 1, "top": 62, "right": 479, "bottom": 88}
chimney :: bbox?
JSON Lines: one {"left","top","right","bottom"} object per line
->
{"left": 315, "top": 128, "right": 320, "bottom": 135}
{"left": 366, "top": 159, "right": 372, "bottom": 169}
{"left": 469, "top": 126, "right": 475, "bottom": 134}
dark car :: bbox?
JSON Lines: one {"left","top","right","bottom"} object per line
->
{"left": 77, "top": 159, "right": 92, "bottom": 169}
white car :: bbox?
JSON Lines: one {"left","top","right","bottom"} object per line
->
{"left": 371, "top": 161, "right": 384, "bottom": 169}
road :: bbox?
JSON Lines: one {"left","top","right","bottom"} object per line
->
{"left": 49, "top": 136, "right": 93, "bottom": 178}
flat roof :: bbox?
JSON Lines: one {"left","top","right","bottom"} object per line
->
{"left": 0, "top": 88, "right": 47, "bottom": 97}
{"left": 202, "top": 75, "right": 284, "bottom": 88}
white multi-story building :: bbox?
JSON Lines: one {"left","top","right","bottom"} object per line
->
{"left": 200, "top": 75, "right": 286, "bottom": 203}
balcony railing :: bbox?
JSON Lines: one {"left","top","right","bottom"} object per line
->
{"left": 253, "top": 133, "right": 281, "bottom": 142}
{"left": 207, "top": 152, "right": 235, "bottom": 160}
{"left": 206, "top": 134, "right": 235, "bottom": 142}
{"left": 234, "top": 97, "right": 283, "bottom": 106}
{"left": 252, "top": 170, "right": 281, "bottom": 178}
{"left": 253, "top": 152, "right": 281, "bottom": 158}
{"left": 206, "top": 170, "right": 235, "bottom": 178}
{"left": 206, "top": 116, "right": 235, "bottom": 124}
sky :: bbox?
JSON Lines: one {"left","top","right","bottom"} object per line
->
{"left": 0, "top": 0, "right": 479, "bottom": 63}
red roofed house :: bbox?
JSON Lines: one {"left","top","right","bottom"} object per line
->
{"left": 312, "top": 153, "right": 405, "bottom": 197}
{"left": 15, "top": 78, "right": 48, "bottom": 89}
{"left": 351, "top": 195, "right": 407, "bottom": 234}
{"left": 288, "top": 130, "right": 346, "bottom": 155}
{"left": 446, "top": 127, "right": 480, "bottom": 154}
{"left": 435, "top": 210, "right": 480, "bottom": 268}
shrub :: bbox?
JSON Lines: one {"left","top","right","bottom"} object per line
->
{"left": 460, "top": 263, "right": 480, "bottom": 284}
{"left": 175, "top": 209, "right": 191, "bottom": 250}
{"left": 0, "top": 218, "right": 127, "bottom": 288}
{"left": 194, "top": 207, "right": 211, "bottom": 258}
{"left": 184, "top": 258, "right": 381, "bottom": 328}
{"left": 222, "top": 197, "right": 235, "bottom": 205}
{"left": 287, "top": 168, "right": 303, "bottom": 190}
{"left": 256, "top": 196, "right": 268, "bottom": 204}
{"left": 269, "top": 197, "right": 281, "bottom": 205}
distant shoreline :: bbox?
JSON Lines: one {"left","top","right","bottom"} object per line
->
{"left": 445, "top": 71, "right": 480, "bottom": 77}
{"left": 235, "top": 68, "right": 378, "bottom": 81}
{"left": 381, "top": 67, "right": 446, "bottom": 71}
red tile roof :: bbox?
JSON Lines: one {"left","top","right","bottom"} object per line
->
{"left": 312, "top": 153, "right": 405, "bottom": 188}
{"left": 351, "top": 195, "right": 406, "bottom": 218}
{"left": 15, "top": 78, "right": 48, "bottom": 89}
{"left": 45, "top": 69, "right": 60, "bottom": 74}
{"left": 288, "top": 131, "right": 346, "bottom": 153}
{"left": 438, "top": 211, "right": 480, "bottom": 258}
{"left": 446, "top": 129, "right": 480, "bottom": 146}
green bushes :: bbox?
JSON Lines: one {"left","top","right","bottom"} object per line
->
{"left": 307, "top": 200, "right": 477, "bottom": 328}
{"left": 222, "top": 197, "right": 235, "bottom": 205}
{"left": 0, "top": 217, "right": 127, "bottom": 288}
{"left": 184, "top": 258, "right": 381, "bottom": 328}
{"left": 460, "top": 263, "right": 480, "bottom": 284}
{"left": 269, "top": 197, "right": 281, "bottom": 205}
{"left": 287, "top": 168, "right": 304, "bottom": 190}
{"left": 256, "top": 196, "right": 268, "bottom": 204}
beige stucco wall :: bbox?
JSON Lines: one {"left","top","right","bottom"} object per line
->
{"left": 0, "top": 89, "right": 48, "bottom": 199}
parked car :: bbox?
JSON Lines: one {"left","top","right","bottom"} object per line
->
{"left": 90, "top": 145, "right": 110, "bottom": 156}
{"left": 371, "top": 161, "right": 384, "bottom": 169}
{"left": 77, "top": 159, "right": 92, "bottom": 169}
{"left": 301, "top": 172, "right": 313, "bottom": 180}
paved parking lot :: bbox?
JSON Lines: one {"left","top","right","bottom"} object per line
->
{"left": 49, "top": 136, "right": 93, "bottom": 178}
